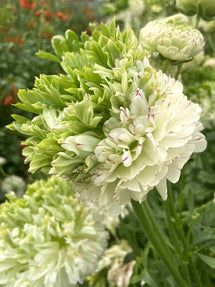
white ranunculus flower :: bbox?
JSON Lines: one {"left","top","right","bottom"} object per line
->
{"left": 8, "top": 21, "right": 207, "bottom": 212}
{"left": 140, "top": 14, "right": 205, "bottom": 63}
{"left": 107, "top": 260, "right": 136, "bottom": 287}
{"left": 0, "top": 177, "right": 108, "bottom": 287}
{"left": 75, "top": 59, "right": 207, "bottom": 210}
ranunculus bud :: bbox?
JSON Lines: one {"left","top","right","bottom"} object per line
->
{"left": 176, "top": 0, "right": 215, "bottom": 21}
{"left": 140, "top": 14, "right": 205, "bottom": 63}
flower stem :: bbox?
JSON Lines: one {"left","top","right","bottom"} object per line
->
{"left": 165, "top": 185, "right": 191, "bottom": 285}
{"left": 207, "top": 34, "right": 215, "bottom": 56}
{"left": 189, "top": 256, "right": 204, "bottom": 287}
{"left": 194, "top": 15, "right": 201, "bottom": 29}
{"left": 131, "top": 199, "right": 189, "bottom": 287}
{"left": 162, "top": 59, "right": 169, "bottom": 73}
{"left": 175, "top": 63, "right": 183, "bottom": 80}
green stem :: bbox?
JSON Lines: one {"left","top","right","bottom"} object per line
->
{"left": 162, "top": 59, "right": 169, "bottom": 73}
{"left": 175, "top": 63, "right": 183, "bottom": 80}
{"left": 207, "top": 34, "right": 215, "bottom": 56}
{"left": 165, "top": 186, "right": 191, "bottom": 285}
{"left": 0, "top": 167, "right": 7, "bottom": 178}
{"left": 168, "top": 184, "right": 203, "bottom": 287}
{"left": 189, "top": 257, "right": 204, "bottom": 287}
{"left": 194, "top": 15, "right": 201, "bottom": 29}
{"left": 164, "top": 201, "right": 181, "bottom": 254}
{"left": 131, "top": 199, "right": 189, "bottom": 287}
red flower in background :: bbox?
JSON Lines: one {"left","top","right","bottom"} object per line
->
{"left": 4, "top": 37, "right": 24, "bottom": 45}
{"left": 44, "top": 10, "right": 54, "bottom": 20}
{"left": 20, "top": 0, "right": 35, "bottom": 10}
{"left": 27, "top": 20, "right": 36, "bottom": 28}
{"left": 41, "top": 31, "right": 53, "bottom": 39}
{"left": 82, "top": 7, "right": 88, "bottom": 14}
{"left": 56, "top": 12, "right": 66, "bottom": 20}
{"left": 10, "top": 85, "right": 18, "bottom": 98}
{"left": 2, "top": 96, "right": 14, "bottom": 106}
{"left": 86, "top": 27, "right": 92, "bottom": 35}
{"left": 35, "top": 10, "right": 42, "bottom": 16}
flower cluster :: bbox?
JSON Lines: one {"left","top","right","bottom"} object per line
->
{"left": 140, "top": 14, "right": 205, "bottom": 63}
{"left": 0, "top": 177, "right": 108, "bottom": 287}
{"left": 8, "top": 20, "right": 206, "bottom": 211}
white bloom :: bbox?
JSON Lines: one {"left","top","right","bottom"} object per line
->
{"left": 0, "top": 177, "right": 108, "bottom": 287}
{"left": 89, "top": 240, "right": 134, "bottom": 287}
{"left": 140, "top": 14, "right": 205, "bottom": 63}
{"left": 1, "top": 175, "right": 26, "bottom": 197}
{"left": 0, "top": 157, "right": 6, "bottom": 166}
{"left": 75, "top": 59, "right": 207, "bottom": 210}
{"left": 108, "top": 260, "right": 136, "bottom": 287}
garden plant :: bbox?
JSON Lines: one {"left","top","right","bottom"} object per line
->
{"left": 0, "top": 0, "right": 215, "bottom": 286}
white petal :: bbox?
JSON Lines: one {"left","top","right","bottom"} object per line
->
{"left": 166, "top": 166, "right": 181, "bottom": 183}
{"left": 122, "top": 150, "right": 132, "bottom": 167}
{"left": 156, "top": 178, "right": 167, "bottom": 200}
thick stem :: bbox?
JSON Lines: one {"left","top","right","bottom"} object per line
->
{"left": 194, "top": 15, "right": 201, "bottom": 29}
{"left": 131, "top": 199, "right": 189, "bottom": 287}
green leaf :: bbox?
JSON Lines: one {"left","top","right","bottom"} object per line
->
{"left": 109, "top": 18, "right": 116, "bottom": 39}
{"left": 106, "top": 39, "right": 121, "bottom": 66}
{"left": 51, "top": 35, "right": 70, "bottom": 58}
{"left": 65, "top": 30, "right": 80, "bottom": 52}
{"left": 36, "top": 50, "right": 61, "bottom": 63}
{"left": 101, "top": 22, "right": 112, "bottom": 39}
{"left": 51, "top": 151, "right": 83, "bottom": 176}
{"left": 84, "top": 67, "right": 101, "bottom": 84}
{"left": 64, "top": 95, "right": 102, "bottom": 131}
{"left": 29, "top": 154, "right": 52, "bottom": 173}
{"left": 197, "top": 253, "right": 215, "bottom": 269}
{"left": 37, "top": 139, "right": 62, "bottom": 155}
{"left": 90, "top": 41, "right": 109, "bottom": 67}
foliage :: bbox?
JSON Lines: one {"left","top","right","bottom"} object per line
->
{"left": 1, "top": 0, "right": 215, "bottom": 286}
{"left": 0, "top": 0, "right": 101, "bottom": 184}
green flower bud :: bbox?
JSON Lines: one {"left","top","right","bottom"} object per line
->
{"left": 140, "top": 14, "right": 205, "bottom": 63}
{"left": 176, "top": 0, "right": 215, "bottom": 20}
{"left": 202, "top": 19, "right": 215, "bottom": 33}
